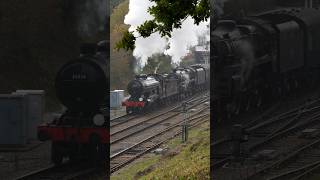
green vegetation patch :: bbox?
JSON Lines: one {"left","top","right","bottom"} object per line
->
{"left": 111, "top": 120, "right": 210, "bottom": 180}
{"left": 111, "top": 155, "right": 161, "bottom": 180}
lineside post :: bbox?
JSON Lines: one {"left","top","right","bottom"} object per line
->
{"left": 181, "top": 102, "right": 188, "bottom": 143}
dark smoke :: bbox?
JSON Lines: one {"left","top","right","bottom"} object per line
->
{"left": 75, "top": 0, "right": 108, "bottom": 37}
{"left": 213, "top": 0, "right": 228, "bottom": 16}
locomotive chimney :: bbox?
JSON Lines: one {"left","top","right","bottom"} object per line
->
{"left": 305, "top": 0, "right": 313, "bottom": 8}
{"left": 80, "top": 43, "right": 97, "bottom": 56}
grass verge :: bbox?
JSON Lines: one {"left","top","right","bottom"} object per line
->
{"left": 111, "top": 118, "right": 210, "bottom": 180}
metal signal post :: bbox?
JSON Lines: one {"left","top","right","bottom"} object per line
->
{"left": 181, "top": 102, "right": 188, "bottom": 143}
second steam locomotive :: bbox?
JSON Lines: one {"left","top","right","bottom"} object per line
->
{"left": 122, "top": 64, "right": 210, "bottom": 113}
{"left": 212, "top": 8, "right": 320, "bottom": 119}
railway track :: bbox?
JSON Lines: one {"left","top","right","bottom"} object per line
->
{"left": 250, "top": 137, "right": 320, "bottom": 180}
{"left": 110, "top": 114, "right": 139, "bottom": 127}
{"left": 110, "top": 94, "right": 209, "bottom": 146}
{"left": 110, "top": 94, "right": 209, "bottom": 153}
{"left": 110, "top": 94, "right": 210, "bottom": 173}
{"left": 213, "top": 98, "right": 320, "bottom": 154}
{"left": 212, "top": 97, "right": 320, "bottom": 179}
{"left": 15, "top": 163, "right": 104, "bottom": 180}
{"left": 110, "top": 91, "right": 208, "bottom": 128}
{"left": 212, "top": 102, "right": 283, "bottom": 150}
{"left": 110, "top": 112, "right": 210, "bottom": 173}
{"left": 246, "top": 109, "right": 320, "bottom": 179}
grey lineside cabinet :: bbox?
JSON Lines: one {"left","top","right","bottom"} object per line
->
{"left": 13, "top": 90, "right": 45, "bottom": 141}
{"left": 0, "top": 90, "right": 45, "bottom": 145}
{"left": 0, "top": 94, "right": 28, "bottom": 145}
{"left": 110, "top": 90, "right": 124, "bottom": 109}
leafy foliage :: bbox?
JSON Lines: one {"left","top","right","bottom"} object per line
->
{"left": 115, "top": 30, "right": 136, "bottom": 51}
{"left": 137, "top": 20, "right": 158, "bottom": 37}
{"left": 142, "top": 53, "right": 173, "bottom": 74}
{"left": 117, "top": 0, "right": 210, "bottom": 51}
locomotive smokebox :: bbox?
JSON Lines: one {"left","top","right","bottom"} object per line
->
{"left": 127, "top": 80, "right": 143, "bottom": 97}
{"left": 55, "top": 57, "right": 108, "bottom": 112}
{"left": 127, "top": 76, "right": 160, "bottom": 98}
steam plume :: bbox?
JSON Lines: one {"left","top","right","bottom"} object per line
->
{"left": 124, "top": 0, "right": 210, "bottom": 66}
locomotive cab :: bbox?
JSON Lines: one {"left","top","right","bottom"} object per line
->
{"left": 212, "top": 19, "right": 270, "bottom": 118}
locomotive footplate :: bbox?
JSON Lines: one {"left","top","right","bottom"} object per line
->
{"left": 38, "top": 125, "right": 108, "bottom": 165}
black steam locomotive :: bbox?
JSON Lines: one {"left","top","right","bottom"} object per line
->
{"left": 123, "top": 64, "right": 210, "bottom": 113}
{"left": 212, "top": 8, "right": 320, "bottom": 119}
{"left": 38, "top": 41, "right": 109, "bottom": 165}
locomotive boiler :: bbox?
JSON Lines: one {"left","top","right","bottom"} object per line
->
{"left": 38, "top": 41, "right": 109, "bottom": 165}
{"left": 55, "top": 44, "right": 108, "bottom": 113}
{"left": 212, "top": 8, "right": 320, "bottom": 119}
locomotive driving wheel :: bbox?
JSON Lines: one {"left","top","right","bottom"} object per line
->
{"left": 126, "top": 107, "right": 132, "bottom": 114}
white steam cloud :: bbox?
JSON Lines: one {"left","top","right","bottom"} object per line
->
{"left": 124, "top": 0, "right": 210, "bottom": 66}
{"left": 166, "top": 17, "right": 209, "bottom": 64}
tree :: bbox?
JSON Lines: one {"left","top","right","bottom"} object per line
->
{"left": 116, "top": 0, "right": 210, "bottom": 51}
{"left": 142, "top": 53, "right": 173, "bottom": 74}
